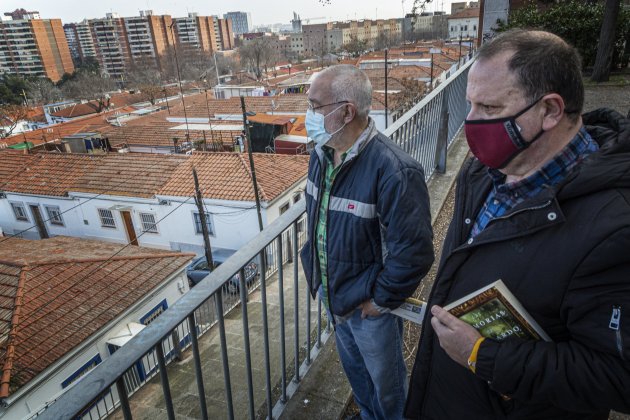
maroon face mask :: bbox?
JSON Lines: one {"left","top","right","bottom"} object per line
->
{"left": 465, "top": 97, "right": 544, "bottom": 169}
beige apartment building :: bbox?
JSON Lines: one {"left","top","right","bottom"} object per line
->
{"left": 301, "top": 18, "right": 402, "bottom": 56}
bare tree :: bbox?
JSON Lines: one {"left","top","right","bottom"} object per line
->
{"left": 61, "top": 72, "right": 117, "bottom": 113}
{"left": 344, "top": 35, "right": 368, "bottom": 57}
{"left": 239, "top": 37, "right": 276, "bottom": 80}
{"left": 26, "top": 78, "right": 64, "bottom": 105}
{"left": 0, "top": 104, "right": 30, "bottom": 138}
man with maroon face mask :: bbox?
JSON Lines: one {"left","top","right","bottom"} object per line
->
{"left": 405, "top": 29, "right": 630, "bottom": 419}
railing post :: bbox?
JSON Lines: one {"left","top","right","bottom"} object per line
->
{"left": 435, "top": 87, "right": 450, "bottom": 174}
{"left": 115, "top": 377, "right": 133, "bottom": 420}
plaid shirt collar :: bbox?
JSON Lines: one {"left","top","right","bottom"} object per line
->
{"left": 470, "top": 127, "right": 599, "bottom": 238}
{"left": 488, "top": 127, "right": 598, "bottom": 198}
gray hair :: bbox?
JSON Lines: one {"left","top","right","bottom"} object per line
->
{"left": 317, "top": 65, "right": 372, "bottom": 119}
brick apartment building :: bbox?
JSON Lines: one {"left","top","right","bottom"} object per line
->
{"left": 0, "top": 10, "right": 74, "bottom": 82}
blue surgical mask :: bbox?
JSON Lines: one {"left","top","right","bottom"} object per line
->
{"left": 305, "top": 104, "right": 347, "bottom": 146}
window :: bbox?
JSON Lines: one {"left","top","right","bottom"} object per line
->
{"left": 61, "top": 354, "right": 102, "bottom": 388}
{"left": 293, "top": 193, "right": 302, "bottom": 204}
{"left": 98, "top": 208, "right": 116, "bottom": 228}
{"left": 193, "top": 212, "right": 214, "bottom": 235}
{"left": 139, "top": 212, "right": 158, "bottom": 233}
{"left": 10, "top": 202, "right": 28, "bottom": 221}
{"left": 141, "top": 299, "right": 168, "bottom": 325}
{"left": 280, "top": 202, "right": 290, "bottom": 214}
{"left": 45, "top": 205, "right": 64, "bottom": 226}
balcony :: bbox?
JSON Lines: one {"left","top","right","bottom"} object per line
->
{"left": 35, "top": 57, "right": 474, "bottom": 420}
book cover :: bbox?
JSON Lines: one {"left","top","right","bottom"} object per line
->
{"left": 392, "top": 298, "right": 426, "bottom": 325}
{"left": 443, "top": 280, "right": 551, "bottom": 342}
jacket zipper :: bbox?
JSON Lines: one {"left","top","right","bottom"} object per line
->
{"left": 610, "top": 305, "right": 625, "bottom": 360}
{"left": 316, "top": 152, "right": 356, "bottom": 327}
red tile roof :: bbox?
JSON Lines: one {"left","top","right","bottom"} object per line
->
{"left": 0, "top": 236, "right": 194, "bottom": 397}
{"left": 0, "top": 152, "right": 101, "bottom": 197}
{"left": 159, "top": 152, "right": 309, "bottom": 202}
{"left": 72, "top": 153, "right": 188, "bottom": 198}
{"left": 0, "top": 151, "right": 308, "bottom": 202}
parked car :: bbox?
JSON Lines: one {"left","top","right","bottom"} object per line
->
{"left": 186, "top": 248, "right": 259, "bottom": 294}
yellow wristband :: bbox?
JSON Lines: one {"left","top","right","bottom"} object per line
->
{"left": 467, "top": 336, "right": 486, "bottom": 374}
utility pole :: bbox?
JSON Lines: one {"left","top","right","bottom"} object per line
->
{"left": 240, "top": 96, "right": 264, "bottom": 232}
{"left": 384, "top": 48, "right": 388, "bottom": 129}
{"left": 163, "top": 89, "right": 171, "bottom": 114}
{"left": 193, "top": 168, "right": 214, "bottom": 269}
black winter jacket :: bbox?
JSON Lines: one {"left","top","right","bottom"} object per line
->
{"left": 300, "top": 121, "right": 434, "bottom": 316}
{"left": 405, "top": 108, "right": 630, "bottom": 419}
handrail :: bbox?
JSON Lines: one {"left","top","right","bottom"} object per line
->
{"left": 38, "top": 201, "right": 307, "bottom": 420}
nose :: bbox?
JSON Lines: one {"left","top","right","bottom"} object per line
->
{"left": 465, "top": 105, "right": 477, "bottom": 121}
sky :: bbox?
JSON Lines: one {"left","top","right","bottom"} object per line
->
{"left": 2, "top": 0, "right": 454, "bottom": 26}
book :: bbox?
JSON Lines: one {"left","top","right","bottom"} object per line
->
{"left": 392, "top": 298, "right": 426, "bottom": 325}
{"left": 443, "top": 280, "right": 551, "bottom": 342}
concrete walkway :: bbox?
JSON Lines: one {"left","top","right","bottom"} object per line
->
{"left": 109, "top": 260, "right": 326, "bottom": 419}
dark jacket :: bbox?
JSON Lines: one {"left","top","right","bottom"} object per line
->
{"left": 405, "top": 108, "right": 630, "bottom": 419}
{"left": 300, "top": 121, "right": 434, "bottom": 316}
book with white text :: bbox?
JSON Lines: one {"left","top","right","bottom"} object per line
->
{"left": 443, "top": 280, "right": 551, "bottom": 342}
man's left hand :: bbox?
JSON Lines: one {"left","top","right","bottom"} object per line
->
{"left": 431, "top": 305, "right": 482, "bottom": 367}
{"left": 360, "top": 300, "right": 382, "bottom": 319}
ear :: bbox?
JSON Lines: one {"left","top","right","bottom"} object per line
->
{"left": 540, "top": 93, "right": 565, "bottom": 131}
{"left": 344, "top": 103, "right": 356, "bottom": 123}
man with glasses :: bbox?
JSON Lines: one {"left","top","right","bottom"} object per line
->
{"left": 300, "top": 64, "right": 434, "bottom": 420}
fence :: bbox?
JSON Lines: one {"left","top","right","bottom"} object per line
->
{"left": 34, "top": 58, "right": 473, "bottom": 420}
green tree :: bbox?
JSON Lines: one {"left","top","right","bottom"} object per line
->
{"left": 497, "top": 1, "right": 630, "bottom": 71}
{"left": 0, "top": 74, "right": 29, "bottom": 105}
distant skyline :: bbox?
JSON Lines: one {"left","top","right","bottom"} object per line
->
{"left": 2, "top": 0, "right": 456, "bottom": 25}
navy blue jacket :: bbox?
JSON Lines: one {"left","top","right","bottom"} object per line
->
{"left": 300, "top": 121, "right": 434, "bottom": 316}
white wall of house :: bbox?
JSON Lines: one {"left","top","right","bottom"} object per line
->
{"left": 448, "top": 17, "right": 479, "bottom": 39}
{"left": 0, "top": 270, "right": 189, "bottom": 420}
{"left": 0, "top": 178, "right": 306, "bottom": 256}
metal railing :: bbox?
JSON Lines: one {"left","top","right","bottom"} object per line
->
{"left": 36, "top": 57, "right": 473, "bottom": 420}
{"left": 385, "top": 56, "right": 473, "bottom": 180}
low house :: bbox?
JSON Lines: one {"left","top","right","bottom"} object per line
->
{"left": 0, "top": 236, "right": 194, "bottom": 419}
{"left": 0, "top": 150, "right": 309, "bottom": 257}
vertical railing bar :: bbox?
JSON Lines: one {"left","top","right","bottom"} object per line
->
{"left": 215, "top": 290, "right": 235, "bottom": 420}
{"left": 155, "top": 342, "right": 175, "bottom": 420}
{"left": 317, "top": 297, "right": 322, "bottom": 349}
{"left": 239, "top": 268, "right": 256, "bottom": 420}
{"left": 297, "top": 219, "right": 311, "bottom": 365}
{"left": 259, "top": 249, "right": 274, "bottom": 420}
{"left": 94, "top": 400, "right": 102, "bottom": 419}
{"left": 277, "top": 235, "right": 287, "bottom": 402}
{"left": 187, "top": 313, "right": 209, "bottom": 420}
{"left": 115, "top": 377, "right": 132, "bottom": 420}
{"left": 292, "top": 225, "right": 300, "bottom": 382}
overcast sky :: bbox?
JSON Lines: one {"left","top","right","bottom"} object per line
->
{"left": 2, "top": 0, "right": 454, "bottom": 26}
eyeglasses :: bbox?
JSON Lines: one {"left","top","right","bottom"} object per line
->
{"left": 307, "top": 100, "right": 349, "bottom": 111}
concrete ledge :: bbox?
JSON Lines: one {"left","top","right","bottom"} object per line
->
{"left": 428, "top": 131, "right": 469, "bottom": 225}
